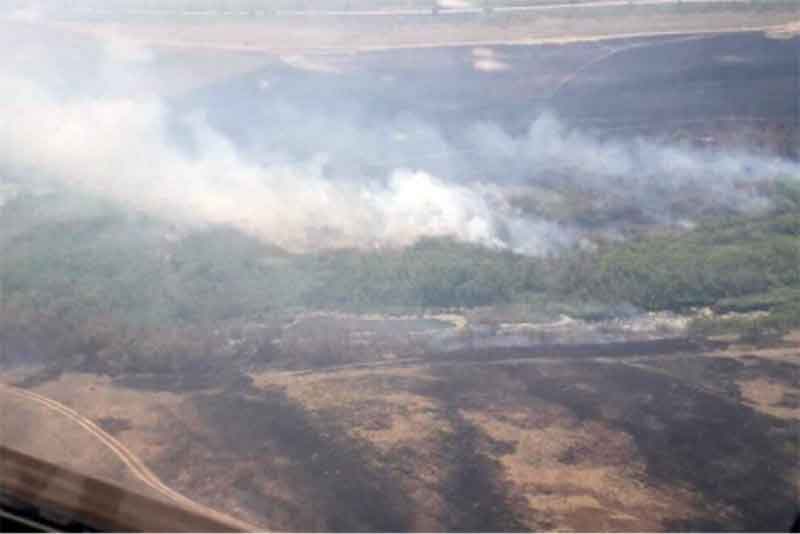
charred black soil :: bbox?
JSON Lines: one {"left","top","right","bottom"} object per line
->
{"left": 173, "top": 388, "right": 415, "bottom": 531}
{"left": 3, "top": 24, "right": 799, "bottom": 532}
{"left": 96, "top": 416, "right": 133, "bottom": 436}
{"left": 431, "top": 391, "right": 529, "bottom": 532}
{"left": 191, "top": 32, "right": 799, "bottom": 142}
{"left": 642, "top": 349, "right": 800, "bottom": 400}
{"left": 429, "top": 338, "right": 726, "bottom": 364}
{"left": 499, "top": 361, "right": 799, "bottom": 531}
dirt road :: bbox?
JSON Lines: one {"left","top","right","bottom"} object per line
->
{"left": 0, "top": 384, "right": 256, "bottom": 531}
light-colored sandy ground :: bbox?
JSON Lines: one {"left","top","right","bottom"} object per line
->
{"left": 0, "top": 372, "right": 264, "bottom": 528}
{"left": 17, "top": 373, "right": 185, "bottom": 470}
{"left": 0, "top": 375, "right": 222, "bottom": 509}
{"left": 50, "top": 8, "right": 799, "bottom": 56}
{"left": 0, "top": 387, "right": 146, "bottom": 491}
{"left": 705, "top": 335, "right": 800, "bottom": 421}
{"left": 736, "top": 378, "right": 800, "bottom": 420}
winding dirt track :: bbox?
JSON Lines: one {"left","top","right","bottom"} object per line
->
{"left": 0, "top": 384, "right": 256, "bottom": 531}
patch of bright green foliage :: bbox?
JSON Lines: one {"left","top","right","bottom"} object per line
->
{"left": 2, "top": 180, "right": 798, "bottom": 338}
{"left": 578, "top": 211, "right": 799, "bottom": 311}
{"left": 0, "top": 189, "right": 546, "bottom": 323}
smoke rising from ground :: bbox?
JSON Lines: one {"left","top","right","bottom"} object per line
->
{"left": 1, "top": 22, "right": 797, "bottom": 254}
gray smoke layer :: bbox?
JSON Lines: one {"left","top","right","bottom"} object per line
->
{"left": 460, "top": 117, "right": 796, "bottom": 228}
{"left": 1, "top": 22, "right": 797, "bottom": 255}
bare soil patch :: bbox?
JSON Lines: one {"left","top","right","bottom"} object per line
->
{"left": 3, "top": 332, "right": 797, "bottom": 531}
{"left": 52, "top": 8, "right": 798, "bottom": 54}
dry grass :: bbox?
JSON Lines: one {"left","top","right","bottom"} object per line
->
{"left": 705, "top": 330, "right": 800, "bottom": 365}
{"left": 255, "top": 337, "right": 800, "bottom": 530}
{"left": 1, "top": 372, "right": 267, "bottom": 527}
{"left": 253, "top": 367, "right": 454, "bottom": 530}
{"left": 254, "top": 367, "right": 449, "bottom": 452}
{"left": 0, "top": 373, "right": 185, "bottom": 498}
{"left": 737, "top": 378, "right": 800, "bottom": 421}
{"left": 354, "top": 395, "right": 441, "bottom": 447}
{"left": 6, "top": 329, "right": 796, "bottom": 531}
{"left": 28, "top": 373, "right": 187, "bottom": 462}
{"left": 256, "top": 358, "right": 712, "bottom": 529}
{"left": 0, "top": 388, "right": 140, "bottom": 487}
{"left": 462, "top": 408, "right": 697, "bottom": 531}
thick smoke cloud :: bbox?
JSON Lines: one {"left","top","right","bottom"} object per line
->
{"left": 1, "top": 21, "right": 796, "bottom": 255}
{"left": 0, "top": 73, "right": 548, "bottom": 251}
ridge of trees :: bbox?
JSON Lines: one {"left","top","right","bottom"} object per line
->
{"left": 1, "top": 181, "right": 797, "bottom": 333}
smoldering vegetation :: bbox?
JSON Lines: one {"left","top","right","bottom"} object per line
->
{"left": 1, "top": 21, "right": 798, "bottom": 255}
{"left": 1, "top": 21, "right": 798, "bottom": 401}
{"left": 1, "top": 22, "right": 798, "bottom": 320}
{"left": 1, "top": 20, "right": 797, "bottom": 373}
{"left": 1, "top": 15, "right": 799, "bottom": 533}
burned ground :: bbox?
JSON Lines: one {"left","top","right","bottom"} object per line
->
{"left": 497, "top": 360, "right": 798, "bottom": 531}
{"left": 2, "top": 24, "right": 799, "bottom": 531}
{"left": 188, "top": 32, "right": 799, "bottom": 144}
{"left": 96, "top": 416, "right": 134, "bottom": 436}
{"left": 3, "top": 323, "right": 797, "bottom": 530}
{"left": 427, "top": 382, "right": 530, "bottom": 532}
{"left": 155, "top": 387, "right": 415, "bottom": 531}
{"left": 241, "top": 333, "right": 797, "bottom": 530}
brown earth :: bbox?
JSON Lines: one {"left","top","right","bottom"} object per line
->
{"left": 3, "top": 332, "right": 796, "bottom": 531}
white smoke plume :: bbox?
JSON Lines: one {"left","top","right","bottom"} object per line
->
{"left": 0, "top": 22, "right": 569, "bottom": 254}
{"left": 0, "top": 71, "right": 542, "bottom": 251}
{"left": 0, "top": 21, "right": 796, "bottom": 255}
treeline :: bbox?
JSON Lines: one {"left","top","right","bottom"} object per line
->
{"left": 1, "top": 180, "right": 798, "bottom": 331}
{"left": 563, "top": 179, "right": 800, "bottom": 311}
{"left": 295, "top": 238, "right": 544, "bottom": 309}
{"left": 566, "top": 212, "right": 799, "bottom": 311}
{"left": 0, "top": 189, "right": 547, "bottom": 322}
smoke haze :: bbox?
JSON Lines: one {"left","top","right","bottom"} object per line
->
{"left": 1, "top": 21, "right": 797, "bottom": 254}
